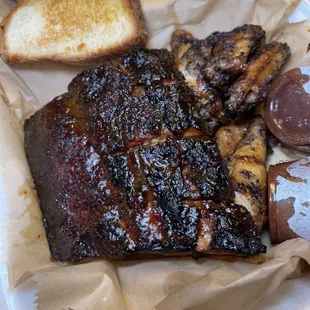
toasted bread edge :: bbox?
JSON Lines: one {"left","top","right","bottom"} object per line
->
{"left": 0, "top": 0, "right": 147, "bottom": 64}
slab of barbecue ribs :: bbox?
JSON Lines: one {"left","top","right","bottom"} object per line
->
{"left": 24, "top": 48, "right": 266, "bottom": 262}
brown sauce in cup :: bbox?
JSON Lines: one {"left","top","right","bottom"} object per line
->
{"left": 264, "top": 67, "right": 310, "bottom": 147}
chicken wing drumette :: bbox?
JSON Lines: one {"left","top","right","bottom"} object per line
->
{"left": 171, "top": 29, "right": 225, "bottom": 132}
{"left": 225, "top": 42, "right": 291, "bottom": 118}
{"left": 204, "top": 24, "right": 265, "bottom": 88}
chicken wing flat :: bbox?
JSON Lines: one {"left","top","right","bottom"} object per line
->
{"left": 204, "top": 25, "right": 265, "bottom": 88}
{"left": 225, "top": 42, "right": 291, "bottom": 118}
{"left": 227, "top": 115, "right": 267, "bottom": 230}
{"left": 216, "top": 120, "right": 249, "bottom": 158}
{"left": 171, "top": 29, "right": 224, "bottom": 132}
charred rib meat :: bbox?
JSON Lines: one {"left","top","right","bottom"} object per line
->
{"left": 24, "top": 49, "right": 265, "bottom": 261}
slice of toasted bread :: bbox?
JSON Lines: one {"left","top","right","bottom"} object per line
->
{"left": 0, "top": 0, "right": 147, "bottom": 63}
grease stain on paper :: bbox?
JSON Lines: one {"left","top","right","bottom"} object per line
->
{"left": 163, "top": 271, "right": 203, "bottom": 296}
{"left": 18, "top": 178, "right": 45, "bottom": 244}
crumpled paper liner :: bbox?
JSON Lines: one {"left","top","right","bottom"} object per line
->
{"left": 28, "top": 239, "right": 309, "bottom": 310}
{"left": 153, "top": 239, "right": 310, "bottom": 310}
{"left": 1, "top": 0, "right": 310, "bottom": 309}
{"left": 271, "top": 20, "right": 310, "bottom": 70}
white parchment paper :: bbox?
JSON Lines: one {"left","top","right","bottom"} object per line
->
{"left": 1, "top": 0, "right": 310, "bottom": 309}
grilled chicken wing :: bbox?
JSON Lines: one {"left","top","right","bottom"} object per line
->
{"left": 227, "top": 115, "right": 267, "bottom": 230}
{"left": 225, "top": 42, "right": 291, "bottom": 118}
{"left": 170, "top": 30, "right": 211, "bottom": 88}
{"left": 171, "top": 30, "right": 224, "bottom": 132}
{"left": 204, "top": 25, "right": 265, "bottom": 88}
{"left": 216, "top": 120, "right": 249, "bottom": 158}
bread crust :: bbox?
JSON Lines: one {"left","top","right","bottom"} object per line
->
{"left": 0, "top": 0, "right": 147, "bottom": 64}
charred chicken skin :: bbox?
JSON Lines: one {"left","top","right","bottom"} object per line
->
{"left": 225, "top": 42, "right": 291, "bottom": 118}
{"left": 204, "top": 24, "right": 266, "bottom": 88}
{"left": 215, "top": 120, "right": 249, "bottom": 158}
{"left": 170, "top": 25, "right": 290, "bottom": 124}
{"left": 24, "top": 49, "right": 266, "bottom": 262}
{"left": 216, "top": 116, "right": 268, "bottom": 230}
{"left": 171, "top": 29, "right": 224, "bottom": 132}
